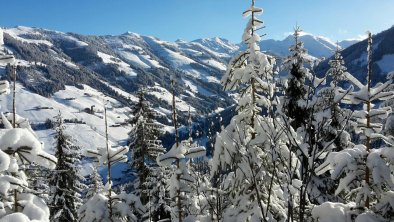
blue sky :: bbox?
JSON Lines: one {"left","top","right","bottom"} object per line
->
{"left": 1, "top": 0, "right": 393, "bottom": 43}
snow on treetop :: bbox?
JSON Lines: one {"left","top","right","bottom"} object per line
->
{"left": 0, "top": 193, "right": 51, "bottom": 221}
{"left": 0, "top": 213, "right": 33, "bottom": 222}
{"left": 157, "top": 142, "right": 186, "bottom": 167}
{"left": 78, "top": 193, "right": 109, "bottom": 222}
{"left": 0, "top": 128, "right": 57, "bottom": 169}
{"left": 242, "top": 5, "right": 263, "bottom": 18}
{"left": 312, "top": 202, "right": 356, "bottom": 222}
{"left": 84, "top": 145, "right": 128, "bottom": 166}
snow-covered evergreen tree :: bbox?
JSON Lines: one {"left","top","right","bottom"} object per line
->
{"left": 157, "top": 76, "right": 206, "bottom": 221}
{"left": 26, "top": 164, "right": 51, "bottom": 202}
{"left": 303, "top": 44, "right": 355, "bottom": 208}
{"left": 0, "top": 114, "right": 57, "bottom": 222}
{"left": 84, "top": 164, "right": 104, "bottom": 201}
{"left": 182, "top": 110, "right": 209, "bottom": 221}
{"left": 210, "top": 1, "right": 297, "bottom": 221}
{"left": 382, "top": 74, "right": 394, "bottom": 138}
{"left": 49, "top": 112, "right": 84, "bottom": 222}
{"left": 157, "top": 137, "right": 206, "bottom": 221}
{"left": 278, "top": 26, "right": 354, "bottom": 220}
{"left": 282, "top": 27, "right": 314, "bottom": 131}
{"left": 79, "top": 103, "right": 144, "bottom": 222}
{"left": 128, "top": 88, "right": 165, "bottom": 204}
{"left": 322, "top": 45, "right": 351, "bottom": 152}
{"left": 313, "top": 32, "right": 394, "bottom": 222}
{"left": 0, "top": 70, "right": 57, "bottom": 222}
{"left": 143, "top": 165, "right": 171, "bottom": 221}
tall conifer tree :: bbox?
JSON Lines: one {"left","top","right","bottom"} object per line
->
{"left": 49, "top": 112, "right": 83, "bottom": 222}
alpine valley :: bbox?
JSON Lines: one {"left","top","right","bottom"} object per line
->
{"left": 1, "top": 25, "right": 393, "bottom": 179}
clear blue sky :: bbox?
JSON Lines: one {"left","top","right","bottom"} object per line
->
{"left": 1, "top": 0, "right": 393, "bottom": 43}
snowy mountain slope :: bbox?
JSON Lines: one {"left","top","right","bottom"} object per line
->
{"left": 260, "top": 32, "right": 358, "bottom": 59}
{"left": 338, "top": 39, "right": 360, "bottom": 49}
{"left": 0, "top": 83, "right": 132, "bottom": 175}
{"left": 1, "top": 26, "right": 359, "bottom": 97}
{"left": 0, "top": 84, "right": 131, "bottom": 147}
{"left": 1, "top": 26, "right": 232, "bottom": 116}
{"left": 316, "top": 26, "right": 394, "bottom": 84}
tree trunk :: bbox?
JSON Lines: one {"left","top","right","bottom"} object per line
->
{"left": 104, "top": 106, "right": 114, "bottom": 222}
{"left": 365, "top": 32, "right": 372, "bottom": 209}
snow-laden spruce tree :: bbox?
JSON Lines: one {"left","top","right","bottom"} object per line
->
{"left": 306, "top": 44, "right": 354, "bottom": 205}
{"left": 157, "top": 130, "right": 206, "bottom": 221}
{"left": 322, "top": 45, "right": 351, "bottom": 150}
{"left": 127, "top": 88, "right": 165, "bottom": 205}
{"left": 281, "top": 27, "right": 314, "bottom": 131}
{"left": 83, "top": 164, "right": 104, "bottom": 203}
{"left": 313, "top": 32, "right": 394, "bottom": 222}
{"left": 143, "top": 165, "right": 171, "bottom": 221}
{"left": 278, "top": 27, "right": 356, "bottom": 221}
{"left": 79, "top": 103, "right": 144, "bottom": 222}
{"left": 382, "top": 75, "right": 394, "bottom": 137}
{"left": 49, "top": 112, "right": 84, "bottom": 222}
{"left": 0, "top": 76, "right": 57, "bottom": 222}
{"left": 157, "top": 76, "right": 206, "bottom": 221}
{"left": 181, "top": 110, "right": 209, "bottom": 221}
{"left": 0, "top": 48, "right": 58, "bottom": 222}
{"left": 26, "top": 163, "right": 51, "bottom": 203}
{"left": 211, "top": 1, "right": 297, "bottom": 221}
{"left": 84, "top": 164, "right": 104, "bottom": 201}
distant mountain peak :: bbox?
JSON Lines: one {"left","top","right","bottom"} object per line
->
{"left": 122, "top": 31, "right": 141, "bottom": 38}
{"left": 191, "top": 37, "right": 239, "bottom": 55}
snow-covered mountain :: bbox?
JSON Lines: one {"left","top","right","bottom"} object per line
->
{"left": 0, "top": 26, "right": 238, "bottom": 118}
{"left": 260, "top": 32, "right": 356, "bottom": 59}
{"left": 0, "top": 26, "right": 241, "bottom": 178}
{"left": 0, "top": 26, "right": 357, "bottom": 124}
{"left": 338, "top": 39, "right": 360, "bottom": 49}
{"left": 316, "top": 26, "right": 394, "bottom": 84}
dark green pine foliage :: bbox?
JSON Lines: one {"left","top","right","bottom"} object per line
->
{"left": 49, "top": 113, "right": 83, "bottom": 222}
{"left": 128, "top": 89, "right": 165, "bottom": 205}
{"left": 143, "top": 165, "right": 172, "bottom": 221}
{"left": 282, "top": 27, "right": 316, "bottom": 220}
{"left": 282, "top": 27, "right": 312, "bottom": 130}
{"left": 27, "top": 164, "right": 51, "bottom": 202}
{"left": 322, "top": 46, "right": 351, "bottom": 151}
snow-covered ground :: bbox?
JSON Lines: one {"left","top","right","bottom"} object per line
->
{"left": 97, "top": 51, "right": 137, "bottom": 76}
{"left": 4, "top": 26, "right": 53, "bottom": 46}
{"left": 147, "top": 83, "right": 196, "bottom": 113}
{"left": 0, "top": 84, "right": 132, "bottom": 176}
